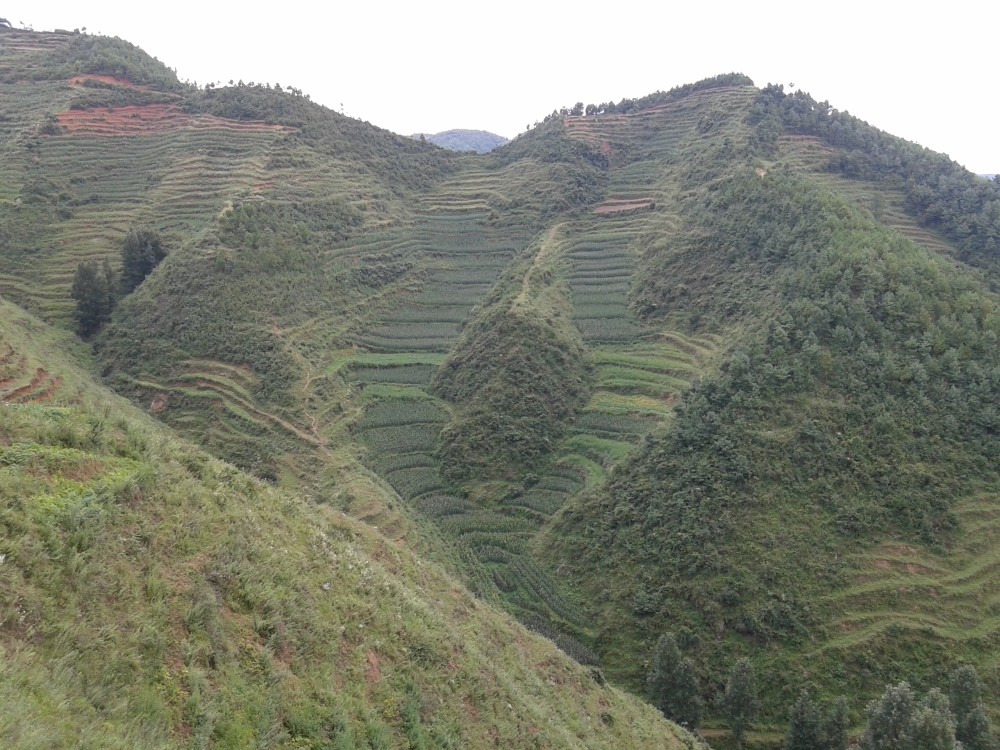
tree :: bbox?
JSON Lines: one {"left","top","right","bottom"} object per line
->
{"left": 121, "top": 228, "right": 166, "bottom": 294}
{"left": 859, "top": 682, "right": 917, "bottom": 750}
{"left": 859, "top": 682, "right": 959, "bottom": 750}
{"left": 911, "top": 689, "right": 957, "bottom": 750}
{"left": 820, "top": 697, "right": 849, "bottom": 750}
{"left": 71, "top": 260, "right": 114, "bottom": 338}
{"left": 786, "top": 689, "right": 821, "bottom": 750}
{"left": 646, "top": 633, "right": 702, "bottom": 729}
{"left": 720, "top": 658, "right": 759, "bottom": 749}
{"left": 950, "top": 665, "right": 997, "bottom": 750}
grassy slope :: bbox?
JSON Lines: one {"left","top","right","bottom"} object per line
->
{"left": 0, "top": 298, "right": 697, "bottom": 749}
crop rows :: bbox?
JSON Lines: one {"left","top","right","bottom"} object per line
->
{"left": 411, "top": 493, "right": 474, "bottom": 518}
{"left": 474, "top": 545, "right": 589, "bottom": 627}
{"left": 505, "top": 490, "right": 566, "bottom": 517}
{"left": 347, "top": 210, "right": 529, "bottom": 355}
{"left": 355, "top": 399, "right": 448, "bottom": 429}
{"left": 350, "top": 364, "right": 436, "bottom": 385}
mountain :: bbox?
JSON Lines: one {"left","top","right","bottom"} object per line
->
{"left": 2, "top": 25, "right": 1000, "bottom": 746}
{"left": 413, "top": 129, "right": 510, "bottom": 153}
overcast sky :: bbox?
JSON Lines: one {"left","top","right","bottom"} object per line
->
{"left": 6, "top": 1, "right": 997, "bottom": 173}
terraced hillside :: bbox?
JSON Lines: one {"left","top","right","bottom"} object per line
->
{"left": 0, "top": 297, "right": 698, "bottom": 749}
{"left": 5, "top": 28, "right": 1000, "bottom": 742}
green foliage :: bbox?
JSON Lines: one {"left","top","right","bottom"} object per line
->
{"left": 786, "top": 691, "right": 848, "bottom": 750}
{"left": 0, "top": 299, "right": 688, "bottom": 750}
{"left": 569, "top": 170, "right": 1000, "bottom": 702}
{"left": 647, "top": 633, "right": 702, "bottom": 730}
{"left": 186, "top": 83, "right": 456, "bottom": 195}
{"left": 950, "top": 666, "right": 997, "bottom": 750}
{"left": 70, "top": 259, "right": 115, "bottom": 338}
{"left": 751, "top": 84, "right": 1000, "bottom": 276}
{"left": 546, "top": 73, "right": 755, "bottom": 121}
{"left": 433, "top": 245, "right": 592, "bottom": 482}
{"left": 720, "top": 658, "right": 760, "bottom": 748}
{"left": 61, "top": 34, "right": 185, "bottom": 90}
{"left": 859, "top": 683, "right": 959, "bottom": 750}
{"left": 120, "top": 228, "right": 166, "bottom": 295}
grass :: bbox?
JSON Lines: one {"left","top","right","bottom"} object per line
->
{"left": 0, "top": 291, "right": 695, "bottom": 749}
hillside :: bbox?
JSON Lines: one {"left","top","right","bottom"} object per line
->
{"left": 2, "top": 26, "right": 1000, "bottom": 745}
{"left": 0, "top": 301, "right": 694, "bottom": 748}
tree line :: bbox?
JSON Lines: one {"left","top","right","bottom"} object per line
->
{"left": 649, "top": 631, "right": 996, "bottom": 749}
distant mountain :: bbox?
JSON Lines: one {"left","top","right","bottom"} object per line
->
{"left": 413, "top": 128, "right": 509, "bottom": 153}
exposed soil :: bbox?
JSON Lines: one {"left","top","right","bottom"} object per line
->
{"left": 150, "top": 392, "right": 169, "bottom": 414}
{"left": 54, "top": 104, "right": 292, "bottom": 137}
{"left": 22, "top": 376, "right": 61, "bottom": 403}
{"left": 2, "top": 367, "right": 47, "bottom": 401}
{"left": 69, "top": 74, "right": 147, "bottom": 90}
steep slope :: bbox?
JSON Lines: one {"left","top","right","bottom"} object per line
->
{"left": 0, "top": 298, "right": 695, "bottom": 749}
{"left": 547, "top": 98, "right": 1000, "bottom": 723}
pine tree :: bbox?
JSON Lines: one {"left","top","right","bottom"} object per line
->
{"left": 673, "top": 657, "right": 702, "bottom": 730}
{"left": 720, "top": 658, "right": 759, "bottom": 749}
{"left": 858, "top": 682, "right": 917, "bottom": 750}
{"left": 647, "top": 633, "right": 702, "bottom": 729}
{"left": 71, "top": 260, "right": 113, "bottom": 338}
{"left": 820, "top": 696, "right": 849, "bottom": 750}
{"left": 121, "top": 228, "right": 166, "bottom": 294}
{"left": 950, "top": 665, "right": 997, "bottom": 750}
{"left": 859, "top": 682, "right": 960, "bottom": 750}
{"left": 786, "top": 689, "right": 822, "bottom": 750}
{"left": 911, "top": 689, "right": 957, "bottom": 750}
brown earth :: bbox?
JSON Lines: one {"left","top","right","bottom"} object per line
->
{"left": 69, "top": 74, "right": 148, "bottom": 90}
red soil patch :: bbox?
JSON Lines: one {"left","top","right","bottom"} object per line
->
{"left": 54, "top": 104, "right": 292, "bottom": 137}
{"left": 69, "top": 74, "right": 148, "bottom": 90}
{"left": 21, "top": 377, "right": 61, "bottom": 404}
{"left": 593, "top": 198, "right": 654, "bottom": 214}
{"left": 3, "top": 368, "right": 48, "bottom": 401}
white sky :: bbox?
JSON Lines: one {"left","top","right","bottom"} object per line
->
{"left": 6, "top": 1, "right": 998, "bottom": 173}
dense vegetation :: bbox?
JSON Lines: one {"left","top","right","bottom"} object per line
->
{"left": 751, "top": 84, "right": 1000, "bottom": 275}
{"left": 0, "top": 299, "right": 693, "bottom": 749}
{"left": 558, "top": 165, "right": 1000, "bottom": 716}
{"left": 433, "top": 238, "right": 592, "bottom": 482}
